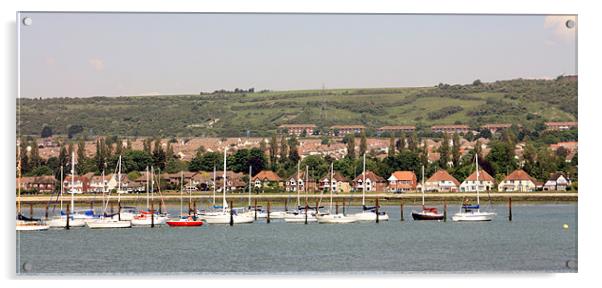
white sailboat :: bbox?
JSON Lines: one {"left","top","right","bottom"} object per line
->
{"left": 316, "top": 162, "right": 357, "bottom": 224}
{"left": 201, "top": 147, "right": 254, "bottom": 224}
{"left": 284, "top": 163, "right": 317, "bottom": 223}
{"left": 352, "top": 153, "right": 389, "bottom": 221}
{"left": 452, "top": 154, "right": 496, "bottom": 222}
{"left": 131, "top": 166, "right": 168, "bottom": 226}
{"left": 240, "top": 165, "right": 268, "bottom": 219}
{"left": 16, "top": 148, "right": 49, "bottom": 231}
{"left": 46, "top": 158, "right": 86, "bottom": 228}
{"left": 411, "top": 165, "right": 445, "bottom": 221}
{"left": 86, "top": 155, "right": 132, "bottom": 228}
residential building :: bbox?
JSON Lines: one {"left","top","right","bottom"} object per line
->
{"left": 481, "top": 124, "right": 512, "bottom": 134}
{"left": 497, "top": 169, "right": 538, "bottom": 192}
{"left": 376, "top": 125, "right": 416, "bottom": 136}
{"left": 63, "top": 175, "right": 91, "bottom": 194}
{"left": 19, "top": 176, "right": 56, "bottom": 193}
{"left": 545, "top": 122, "right": 577, "bottom": 131}
{"left": 278, "top": 124, "right": 317, "bottom": 136}
{"left": 319, "top": 172, "right": 351, "bottom": 193}
{"left": 424, "top": 170, "right": 460, "bottom": 192}
{"left": 330, "top": 125, "right": 366, "bottom": 136}
{"left": 387, "top": 171, "right": 417, "bottom": 193}
{"left": 460, "top": 169, "right": 495, "bottom": 192}
{"left": 251, "top": 170, "right": 282, "bottom": 189}
{"left": 543, "top": 172, "right": 571, "bottom": 191}
{"left": 352, "top": 171, "right": 386, "bottom": 192}
{"left": 285, "top": 171, "right": 317, "bottom": 192}
{"left": 431, "top": 125, "right": 470, "bottom": 134}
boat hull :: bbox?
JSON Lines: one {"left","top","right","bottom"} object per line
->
{"left": 452, "top": 211, "right": 496, "bottom": 222}
{"left": 166, "top": 220, "right": 204, "bottom": 227}
{"left": 86, "top": 219, "right": 132, "bottom": 229}
{"left": 16, "top": 221, "right": 49, "bottom": 231}
{"left": 352, "top": 211, "right": 389, "bottom": 222}
{"left": 201, "top": 214, "right": 254, "bottom": 224}
{"left": 316, "top": 214, "right": 358, "bottom": 224}
{"left": 131, "top": 216, "right": 168, "bottom": 226}
{"left": 411, "top": 211, "right": 445, "bottom": 221}
{"left": 46, "top": 217, "right": 87, "bottom": 228}
{"left": 283, "top": 213, "right": 318, "bottom": 223}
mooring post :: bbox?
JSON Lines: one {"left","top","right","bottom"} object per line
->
{"left": 229, "top": 200, "right": 234, "bottom": 226}
{"left": 267, "top": 201, "right": 271, "bottom": 223}
{"left": 151, "top": 201, "right": 155, "bottom": 228}
{"left": 284, "top": 198, "right": 288, "bottom": 212}
{"left": 304, "top": 204, "right": 308, "bottom": 224}
{"left": 193, "top": 201, "right": 197, "bottom": 217}
{"left": 110, "top": 202, "right": 114, "bottom": 214}
{"left": 336, "top": 201, "right": 339, "bottom": 215}
{"left": 118, "top": 202, "right": 122, "bottom": 221}
{"left": 400, "top": 201, "right": 404, "bottom": 222}
{"left": 44, "top": 205, "right": 49, "bottom": 219}
{"left": 509, "top": 197, "right": 513, "bottom": 222}
{"left": 376, "top": 198, "right": 380, "bottom": 223}
{"left": 29, "top": 203, "right": 34, "bottom": 218}
{"left": 66, "top": 204, "right": 70, "bottom": 230}
{"left": 90, "top": 201, "right": 94, "bottom": 210}
{"left": 342, "top": 198, "right": 346, "bottom": 215}
{"left": 444, "top": 200, "right": 448, "bottom": 222}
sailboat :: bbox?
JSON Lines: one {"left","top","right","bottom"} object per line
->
{"left": 166, "top": 171, "right": 204, "bottom": 227}
{"left": 316, "top": 162, "right": 357, "bottom": 224}
{"left": 352, "top": 153, "right": 389, "bottom": 221}
{"left": 240, "top": 165, "right": 269, "bottom": 219}
{"left": 16, "top": 148, "right": 49, "bottom": 231}
{"left": 452, "top": 154, "right": 496, "bottom": 222}
{"left": 411, "top": 166, "right": 444, "bottom": 221}
{"left": 46, "top": 157, "right": 86, "bottom": 228}
{"left": 132, "top": 167, "right": 168, "bottom": 226}
{"left": 86, "top": 155, "right": 132, "bottom": 228}
{"left": 200, "top": 147, "right": 254, "bottom": 224}
{"left": 284, "top": 163, "right": 318, "bottom": 223}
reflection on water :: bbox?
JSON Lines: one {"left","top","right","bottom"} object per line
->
{"left": 16, "top": 203, "right": 577, "bottom": 274}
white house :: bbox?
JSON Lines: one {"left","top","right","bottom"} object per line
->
{"left": 543, "top": 172, "right": 571, "bottom": 191}
{"left": 497, "top": 169, "right": 537, "bottom": 192}
{"left": 460, "top": 169, "right": 495, "bottom": 192}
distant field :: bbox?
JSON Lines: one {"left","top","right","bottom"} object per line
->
{"left": 17, "top": 78, "right": 577, "bottom": 138}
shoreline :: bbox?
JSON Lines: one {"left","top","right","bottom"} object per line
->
{"left": 16, "top": 192, "right": 577, "bottom": 205}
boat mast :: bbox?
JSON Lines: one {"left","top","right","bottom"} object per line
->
{"left": 296, "top": 161, "right": 300, "bottom": 208}
{"left": 222, "top": 147, "right": 228, "bottom": 213}
{"left": 248, "top": 165, "right": 252, "bottom": 207}
{"left": 71, "top": 151, "right": 76, "bottom": 212}
{"left": 362, "top": 152, "right": 366, "bottom": 207}
{"left": 421, "top": 165, "right": 425, "bottom": 207}
{"left": 475, "top": 153, "right": 480, "bottom": 208}
{"left": 17, "top": 148, "right": 22, "bottom": 216}
{"left": 180, "top": 171, "right": 183, "bottom": 217}
{"left": 145, "top": 166, "right": 149, "bottom": 210}
{"left": 60, "top": 165, "right": 64, "bottom": 212}
{"left": 329, "top": 162, "right": 334, "bottom": 213}
{"left": 212, "top": 165, "right": 216, "bottom": 205}
{"left": 305, "top": 165, "right": 309, "bottom": 200}
{"left": 117, "top": 155, "right": 122, "bottom": 205}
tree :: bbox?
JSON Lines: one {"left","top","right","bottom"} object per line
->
{"left": 388, "top": 136, "right": 395, "bottom": 156}
{"left": 478, "top": 129, "right": 492, "bottom": 139}
{"left": 279, "top": 135, "right": 288, "bottom": 164}
{"left": 407, "top": 132, "right": 418, "bottom": 152}
{"left": 452, "top": 133, "right": 461, "bottom": 167}
{"left": 41, "top": 126, "right": 53, "bottom": 138}
{"left": 472, "top": 79, "right": 483, "bottom": 86}
{"left": 189, "top": 151, "right": 222, "bottom": 172}
{"left": 67, "top": 124, "right": 84, "bottom": 139}
{"left": 28, "top": 138, "right": 42, "bottom": 170}
{"left": 359, "top": 132, "right": 367, "bottom": 157}
{"left": 438, "top": 134, "right": 450, "bottom": 169}
{"left": 76, "top": 138, "right": 86, "bottom": 174}
{"left": 288, "top": 135, "right": 300, "bottom": 163}
{"left": 346, "top": 134, "right": 356, "bottom": 159}
{"left": 486, "top": 140, "right": 517, "bottom": 177}
{"left": 152, "top": 138, "right": 166, "bottom": 170}
{"left": 269, "top": 133, "right": 278, "bottom": 166}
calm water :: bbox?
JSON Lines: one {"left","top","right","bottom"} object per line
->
{"left": 16, "top": 203, "right": 577, "bottom": 274}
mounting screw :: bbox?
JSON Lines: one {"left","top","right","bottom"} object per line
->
{"left": 565, "top": 19, "right": 575, "bottom": 29}
{"left": 23, "top": 262, "right": 32, "bottom": 272}
{"left": 22, "top": 17, "right": 33, "bottom": 26}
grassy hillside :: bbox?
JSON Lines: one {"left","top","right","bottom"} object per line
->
{"left": 17, "top": 77, "right": 577, "bottom": 138}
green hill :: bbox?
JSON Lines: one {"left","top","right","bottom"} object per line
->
{"left": 17, "top": 77, "right": 577, "bottom": 138}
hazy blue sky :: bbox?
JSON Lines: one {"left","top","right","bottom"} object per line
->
{"left": 19, "top": 13, "right": 576, "bottom": 98}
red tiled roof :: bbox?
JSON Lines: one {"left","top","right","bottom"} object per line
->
{"left": 252, "top": 170, "right": 282, "bottom": 182}
{"left": 353, "top": 171, "right": 385, "bottom": 182}
{"left": 426, "top": 170, "right": 460, "bottom": 186}
{"left": 431, "top": 125, "right": 469, "bottom": 129}
{"left": 464, "top": 169, "right": 495, "bottom": 182}
{"left": 389, "top": 171, "right": 416, "bottom": 181}
{"left": 503, "top": 169, "right": 537, "bottom": 183}
{"left": 279, "top": 124, "right": 317, "bottom": 128}
{"left": 331, "top": 125, "right": 366, "bottom": 129}
{"left": 545, "top": 122, "right": 577, "bottom": 126}
{"left": 378, "top": 125, "right": 416, "bottom": 130}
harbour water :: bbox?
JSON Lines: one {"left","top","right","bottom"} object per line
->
{"left": 16, "top": 203, "right": 577, "bottom": 274}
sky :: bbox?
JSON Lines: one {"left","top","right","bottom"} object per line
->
{"left": 18, "top": 13, "right": 576, "bottom": 98}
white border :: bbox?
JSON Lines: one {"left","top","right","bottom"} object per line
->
{"left": 2, "top": 0, "right": 600, "bottom": 287}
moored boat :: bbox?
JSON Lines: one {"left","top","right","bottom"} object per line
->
{"left": 412, "top": 166, "right": 445, "bottom": 221}
{"left": 452, "top": 154, "right": 497, "bottom": 222}
{"left": 166, "top": 215, "right": 204, "bottom": 227}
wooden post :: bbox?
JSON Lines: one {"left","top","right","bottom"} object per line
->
{"left": 335, "top": 202, "right": 339, "bottom": 214}
{"left": 44, "top": 205, "right": 49, "bottom": 219}
{"left": 444, "top": 200, "right": 447, "bottom": 222}
{"left": 193, "top": 201, "right": 197, "bottom": 217}
{"left": 376, "top": 198, "right": 380, "bottom": 223}
{"left": 508, "top": 197, "right": 513, "bottom": 222}
{"left": 66, "top": 204, "right": 70, "bottom": 230}
{"left": 151, "top": 201, "right": 155, "bottom": 228}
{"left": 188, "top": 201, "right": 192, "bottom": 215}
{"left": 254, "top": 199, "right": 258, "bottom": 220}
{"left": 304, "top": 204, "right": 308, "bottom": 224}
{"left": 110, "top": 202, "right": 114, "bottom": 214}
{"left": 118, "top": 202, "right": 122, "bottom": 221}
{"left": 90, "top": 201, "right": 94, "bottom": 210}
{"left": 267, "top": 201, "right": 271, "bottom": 223}
{"left": 229, "top": 200, "right": 234, "bottom": 226}
{"left": 284, "top": 198, "right": 288, "bottom": 212}
{"left": 342, "top": 198, "right": 346, "bottom": 215}
{"left": 29, "top": 203, "right": 34, "bottom": 218}
{"left": 400, "top": 202, "right": 404, "bottom": 222}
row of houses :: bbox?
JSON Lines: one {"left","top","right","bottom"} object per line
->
{"left": 18, "top": 166, "right": 572, "bottom": 194}
{"left": 279, "top": 122, "right": 577, "bottom": 137}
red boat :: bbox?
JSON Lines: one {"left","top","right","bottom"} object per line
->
{"left": 411, "top": 207, "right": 445, "bottom": 221}
{"left": 166, "top": 216, "right": 204, "bottom": 227}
